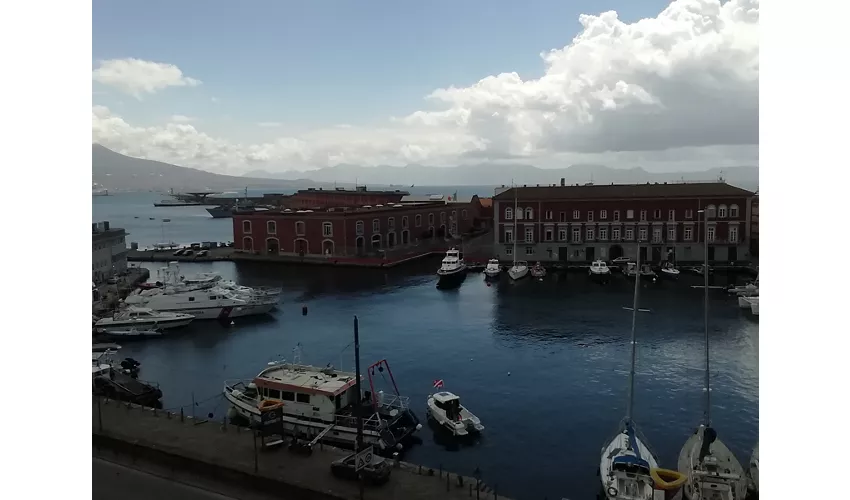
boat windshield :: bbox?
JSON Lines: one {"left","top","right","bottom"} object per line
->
{"left": 612, "top": 456, "right": 651, "bottom": 475}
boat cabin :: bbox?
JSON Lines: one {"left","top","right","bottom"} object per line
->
{"left": 249, "top": 363, "right": 362, "bottom": 421}
{"left": 440, "top": 249, "right": 464, "bottom": 270}
{"left": 432, "top": 391, "right": 463, "bottom": 420}
{"left": 611, "top": 454, "right": 651, "bottom": 475}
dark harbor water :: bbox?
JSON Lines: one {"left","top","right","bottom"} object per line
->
{"left": 116, "top": 259, "right": 759, "bottom": 500}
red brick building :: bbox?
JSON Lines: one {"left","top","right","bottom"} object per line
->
{"left": 233, "top": 198, "right": 481, "bottom": 257}
{"left": 285, "top": 186, "right": 408, "bottom": 210}
{"left": 493, "top": 181, "right": 756, "bottom": 264}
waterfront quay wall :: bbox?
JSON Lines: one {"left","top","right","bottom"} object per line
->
{"left": 93, "top": 397, "right": 509, "bottom": 500}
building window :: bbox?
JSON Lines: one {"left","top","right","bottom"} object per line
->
{"left": 505, "top": 246, "right": 513, "bottom": 256}
{"left": 559, "top": 211, "right": 567, "bottom": 222}
{"left": 599, "top": 227, "right": 608, "bottom": 240}
{"left": 372, "top": 219, "right": 380, "bottom": 232}
{"left": 653, "top": 209, "right": 661, "bottom": 220}
{"left": 516, "top": 207, "right": 524, "bottom": 220}
{"left": 684, "top": 227, "right": 693, "bottom": 241}
{"left": 451, "top": 210, "right": 456, "bottom": 222}
{"left": 668, "top": 228, "right": 676, "bottom": 241}
{"left": 573, "top": 210, "right": 580, "bottom": 220}
{"left": 402, "top": 216, "right": 409, "bottom": 229}
{"left": 558, "top": 228, "right": 567, "bottom": 241}
{"left": 428, "top": 213, "right": 434, "bottom": 225}
{"left": 613, "top": 210, "right": 620, "bottom": 222}
{"left": 685, "top": 209, "right": 693, "bottom": 219}
{"left": 718, "top": 205, "right": 727, "bottom": 218}
{"left": 587, "top": 211, "right": 594, "bottom": 222}
{"left": 730, "top": 205, "right": 739, "bottom": 218}
{"left": 652, "top": 228, "right": 662, "bottom": 243}
{"left": 525, "top": 208, "right": 533, "bottom": 220}
{"left": 626, "top": 210, "right": 634, "bottom": 220}
{"left": 639, "top": 228, "right": 648, "bottom": 241}
{"left": 572, "top": 227, "right": 581, "bottom": 242}
{"left": 600, "top": 209, "right": 607, "bottom": 220}
{"left": 707, "top": 226, "right": 716, "bottom": 241}
{"left": 668, "top": 210, "right": 675, "bottom": 221}
{"left": 356, "top": 220, "right": 364, "bottom": 235}
{"left": 388, "top": 217, "right": 395, "bottom": 230}
{"left": 267, "top": 221, "right": 276, "bottom": 235}
{"left": 504, "top": 229, "right": 513, "bottom": 243}
{"left": 586, "top": 227, "right": 595, "bottom": 240}
{"left": 705, "top": 205, "right": 716, "bottom": 218}
{"left": 295, "top": 221, "right": 306, "bottom": 236}
{"left": 440, "top": 212, "right": 446, "bottom": 224}
{"left": 505, "top": 207, "right": 513, "bottom": 220}
{"left": 524, "top": 226, "right": 534, "bottom": 243}
{"left": 730, "top": 226, "right": 739, "bottom": 243}
{"left": 625, "top": 228, "right": 634, "bottom": 240}
{"left": 322, "top": 222, "right": 333, "bottom": 237}
{"left": 242, "top": 220, "right": 252, "bottom": 234}
{"left": 544, "top": 228, "right": 554, "bottom": 241}
{"left": 462, "top": 209, "right": 467, "bottom": 220}
{"left": 612, "top": 227, "right": 621, "bottom": 240}
{"left": 415, "top": 214, "right": 422, "bottom": 227}
{"left": 640, "top": 210, "right": 647, "bottom": 221}
{"left": 525, "top": 246, "right": 534, "bottom": 256}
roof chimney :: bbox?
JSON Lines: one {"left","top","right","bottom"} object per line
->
{"left": 560, "top": 177, "right": 565, "bottom": 187}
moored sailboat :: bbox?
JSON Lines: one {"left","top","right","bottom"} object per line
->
{"left": 507, "top": 186, "right": 528, "bottom": 280}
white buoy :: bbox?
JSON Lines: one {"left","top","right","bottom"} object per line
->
{"left": 507, "top": 371, "right": 511, "bottom": 376}
{"left": 230, "top": 320, "right": 235, "bottom": 326}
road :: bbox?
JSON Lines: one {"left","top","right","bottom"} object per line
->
{"left": 92, "top": 457, "right": 281, "bottom": 500}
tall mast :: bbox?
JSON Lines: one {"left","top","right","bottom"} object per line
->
{"left": 512, "top": 185, "right": 518, "bottom": 265}
{"left": 626, "top": 242, "right": 642, "bottom": 422}
{"left": 703, "top": 210, "right": 711, "bottom": 426}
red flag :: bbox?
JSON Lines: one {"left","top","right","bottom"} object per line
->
{"left": 433, "top": 379, "right": 444, "bottom": 389}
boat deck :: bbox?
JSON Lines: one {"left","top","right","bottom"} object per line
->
{"left": 93, "top": 397, "right": 507, "bottom": 500}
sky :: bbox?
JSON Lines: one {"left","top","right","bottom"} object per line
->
{"left": 92, "top": 0, "right": 760, "bottom": 176}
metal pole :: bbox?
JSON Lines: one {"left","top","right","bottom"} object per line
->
{"left": 253, "top": 430, "right": 259, "bottom": 473}
{"left": 626, "top": 241, "right": 641, "bottom": 422}
{"left": 354, "top": 316, "right": 364, "bottom": 500}
{"left": 703, "top": 209, "right": 711, "bottom": 427}
{"left": 97, "top": 396, "right": 103, "bottom": 433}
{"left": 192, "top": 392, "right": 196, "bottom": 420}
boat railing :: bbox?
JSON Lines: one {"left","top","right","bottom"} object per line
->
{"left": 223, "top": 380, "right": 260, "bottom": 405}
{"left": 334, "top": 412, "right": 382, "bottom": 432}
{"left": 377, "top": 394, "right": 410, "bottom": 412}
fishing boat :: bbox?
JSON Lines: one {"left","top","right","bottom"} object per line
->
{"left": 483, "top": 259, "right": 501, "bottom": 279}
{"left": 426, "top": 383, "right": 484, "bottom": 437}
{"left": 436, "top": 248, "right": 467, "bottom": 289}
{"left": 223, "top": 329, "right": 422, "bottom": 454}
{"left": 530, "top": 262, "right": 546, "bottom": 279}
{"left": 599, "top": 246, "right": 686, "bottom": 500}
{"left": 677, "top": 212, "right": 748, "bottom": 500}
{"left": 589, "top": 260, "right": 612, "bottom": 281}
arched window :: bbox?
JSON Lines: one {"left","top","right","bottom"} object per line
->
{"left": 730, "top": 204, "right": 739, "bottom": 218}
{"left": 242, "top": 220, "right": 252, "bottom": 234}
{"left": 525, "top": 207, "right": 533, "bottom": 220}
{"left": 516, "top": 208, "right": 524, "bottom": 220}
{"left": 266, "top": 221, "right": 276, "bottom": 235}
{"left": 295, "top": 221, "right": 305, "bottom": 236}
{"left": 355, "top": 220, "right": 364, "bottom": 234}
{"left": 718, "top": 205, "right": 728, "bottom": 218}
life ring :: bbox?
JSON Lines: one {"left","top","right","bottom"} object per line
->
{"left": 650, "top": 468, "right": 687, "bottom": 490}
{"left": 607, "top": 486, "right": 618, "bottom": 497}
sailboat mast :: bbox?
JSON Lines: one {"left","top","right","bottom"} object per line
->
{"left": 703, "top": 210, "right": 711, "bottom": 426}
{"left": 626, "top": 242, "right": 641, "bottom": 422}
{"left": 512, "top": 185, "right": 518, "bottom": 264}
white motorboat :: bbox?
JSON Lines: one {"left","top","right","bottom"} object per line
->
{"left": 747, "top": 442, "right": 759, "bottom": 495}
{"left": 507, "top": 185, "right": 528, "bottom": 281}
{"left": 223, "top": 343, "right": 422, "bottom": 452}
{"left": 600, "top": 245, "right": 685, "bottom": 500}
{"left": 747, "top": 296, "right": 759, "bottom": 316}
{"left": 426, "top": 391, "right": 484, "bottom": 436}
{"left": 101, "top": 327, "right": 164, "bottom": 339}
{"left": 94, "top": 307, "right": 195, "bottom": 332}
{"left": 589, "top": 260, "right": 612, "bottom": 280}
{"left": 658, "top": 261, "right": 680, "bottom": 280}
{"left": 156, "top": 262, "right": 282, "bottom": 299}
{"left": 677, "top": 214, "right": 748, "bottom": 500}
{"left": 436, "top": 248, "right": 467, "bottom": 289}
{"left": 625, "top": 263, "right": 657, "bottom": 282}
{"left": 124, "top": 285, "right": 278, "bottom": 320}
{"left": 483, "top": 259, "right": 501, "bottom": 279}
{"left": 530, "top": 262, "right": 546, "bottom": 279}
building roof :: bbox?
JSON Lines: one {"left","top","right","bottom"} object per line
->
{"left": 479, "top": 198, "right": 493, "bottom": 208}
{"left": 492, "top": 182, "right": 754, "bottom": 201}
{"left": 401, "top": 194, "right": 477, "bottom": 204}
{"left": 234, "top": 200, "right": 452, "bottom": 218}
{"left": 296, "top": 187, "right": 409, "bottom": 196}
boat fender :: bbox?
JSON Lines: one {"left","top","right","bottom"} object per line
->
{"left": 650, "top": 468, "right": 687, "bottom": 490}
{"left": 607, "top": 486, "right": 618, "bottom": 497}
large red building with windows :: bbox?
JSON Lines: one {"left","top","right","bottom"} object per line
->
{"left": 285, "top": 186, "right": 409, "bottom": 210}
{"left": 233, "top": 196, "right": 482, "bottom": 257}
{"left": 492, "top": 181, "right": 756, "bottom": 264}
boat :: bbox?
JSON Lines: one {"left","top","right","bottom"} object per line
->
{"left": 507, "top": 186, "right": 528, "bottom": 281}
{"left": 746, "top": 296, "right": 759, "bottom": 316}
{"left": 153, "top": 199, "right": 203, "bottom": 207}
{"left": 483, "top": 259, "right": 501, "bottom": 279}
{"left": 426, "top": 389, "right": 484, "bottom": 436}
{"left": 677, "top": 218, "right": 748, "bottom": 500}
{"left": 223, "top": 334, "right": 422, "bottom": 454}
{"left": 92, "top": 349, "right": 161, "bottom": 406}
{"left": 747, "top": 442, "right": 759, "bottom": 495}
{"left": 599, "top": 245, "right": 686, "bottom": 500}
{"left": 101, "top": 327, "right": 165, "bottom": 340}
{"left": 94, "top": 307, "right": 195, "bottom": 332}
{"left": 156, "top": 263, "right": 282, "bottom": 299}
{"left": 625, "top": 263, "right": 657, "bottom": 283}
{"left": 530, "top": 262, "right": 546, "bottom": 279}
{"left": 589, "top": 260, "right": 612, "bottom": 281}
{"left": 436, "top": 248, "right": 467, "bottom": 289}
{"left": 123, "top": 285, "right": 278, "bottom": 320}
{"left": 657, "top": 261, "right": 680, "bottom": 280}
{"left": 92, "top": 183, "right": 109, "bottom": 196}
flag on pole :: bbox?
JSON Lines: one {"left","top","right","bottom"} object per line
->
{"left": 433, "top": 379, "right": 444, "bottom": 389}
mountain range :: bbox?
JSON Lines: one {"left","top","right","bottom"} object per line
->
{"left": 93, "top": 144, "right": 759, "bottom": 193}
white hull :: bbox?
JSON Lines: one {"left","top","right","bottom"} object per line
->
{"left": 483, "top": 266, "right": 501, "bottom": 278}
{"left": 508, "top": 267, "right": 528, "bottom": 280}
{"left": 95, "top": 317, "right": 193, "bottom": 332}
{"left": 599, "top": 428, "right": 658, "bottom": 500}
{"left": 747, "top": 442, "right": 759, "bottom": 493}
{"left": 677, "top": 429, "right": 747, "bottom": 500}
{"left": 158, "top": 302, "right": 276, "bottom": 320}
{"left": 659, "top": 268, "right": 680, "bottom": 279}
{"left": 425, "top": 396, "right": 484, "bottom": 437}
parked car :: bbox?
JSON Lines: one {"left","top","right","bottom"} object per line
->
{"left": 330, "top": 453, "right": 391, "bottom": 485}
{"left": 196, "top": 250, "right": 209, "bottom": 257}
{"left": 173, "top": 248, "right": 186, "bottom": 256}
{"left": 611, "top": 256, "right": 631, "bottom": 264}
{"left": 183, "top": 249, "right": 194, "bottom": 256}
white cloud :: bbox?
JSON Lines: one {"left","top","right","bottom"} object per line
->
{"left": 170, "top": 115, "right": 196, "bottom": 123}
{"left": 92, "top": 58, "right": 202, "bottom": 98}
{"left": 91, "top": 0, "right": 758, "bottom": 172}
{"left": 257, "top": 122, "right": 282, "bottom": 128}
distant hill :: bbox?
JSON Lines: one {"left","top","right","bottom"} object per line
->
{"left": 91, "top": 144, "right": 326, "bottom": 192}
{"left": 244, "top": 163, "right": 759, "bottom": 192}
